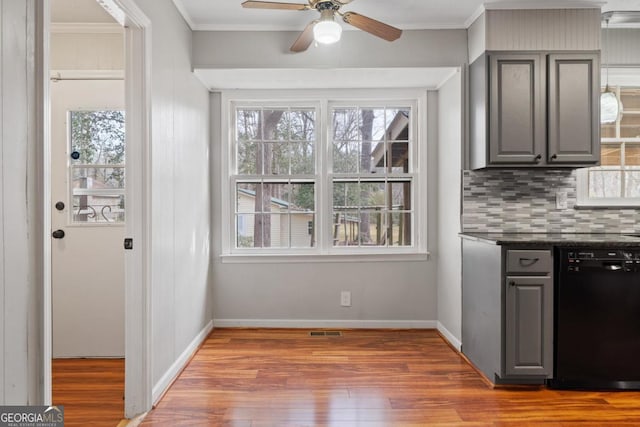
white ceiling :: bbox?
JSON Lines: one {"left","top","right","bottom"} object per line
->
{"left": 173, "top": 0, "right": 639, "bottom": 31}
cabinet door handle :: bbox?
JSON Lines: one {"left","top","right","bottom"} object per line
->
{"left": 509, "top": 281, "right": 516, "bottom": 287}
{"left": 550, "top": 154, "right": 558, "bottom": 161}
{"left": 534, "top": 154, "right": 542, "bottom": 163}
{"left": 519, "top": 257, "right": 539, "bottom": 267}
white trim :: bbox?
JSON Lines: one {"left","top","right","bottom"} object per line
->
{"left": 189, "top": 23, "right": 467, "bottom": 31}
{"left": 213, "top": 319, "right": 437, "bottom": 329}
{"left": 39, "top": 0, "right": 53, "bottom": 406}
{"left": 221, "top": 88, "right": 428, "bottom": 257}
{"left": 437, "top": 322, "right": 462, "bottom": 351}
{"left": 221, "top": 252, "right": 429, "bottom": 263}
{"left": 111, "top": 0, "right": 152, "bottom": 419}
{"left": 170, "top": 0, "right": 196, "bottom": 30}
{"left": 49, "top": 22, "right": 123, "bottom": 34}
{"left": 483, "top": 1, "right": 604, "bottom": 10}
{"left": 435, "top": 68, "right": 462, "bottom": 91}
{"left": 151, "top": 320, "right": 214, "bottom": 404}
{"left": 464, "top": 4, "right": 486, "bottom": 29}
{"left": 50, "top": 70, "right": 124, "bottom": 81}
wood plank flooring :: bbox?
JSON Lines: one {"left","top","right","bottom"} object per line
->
{"left": 52, "top": 358, "right": 124, "bottom": 427}
{"left": 140, "top": 329, "right": 640, "bottom": 426}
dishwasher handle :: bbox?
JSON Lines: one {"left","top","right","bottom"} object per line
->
{"left": 603, "top": 262, "right": 623, "bottom": 271}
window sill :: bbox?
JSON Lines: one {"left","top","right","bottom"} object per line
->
{"left": 575, "top": 203, "right": 640, "bottom": 209}
{"left": 220, "top": 251, "right": 430, "bottom": 264}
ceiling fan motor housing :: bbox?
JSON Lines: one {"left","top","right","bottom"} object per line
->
{"left": 314, "top": 1, "right": 341, "bottom": 11}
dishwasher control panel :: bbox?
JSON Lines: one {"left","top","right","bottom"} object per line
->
{"left": 564, "top": 249, "right": 640, "bottom": 273}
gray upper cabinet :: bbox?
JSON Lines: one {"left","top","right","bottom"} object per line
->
{"left": 489, "top": 53, "right": 545, "bottom": 165}
{"left": 470, "top": 51, "right": 600, "bottom": 169}
{"left": 547, "top": 53, "right": 600, "bottom": 164}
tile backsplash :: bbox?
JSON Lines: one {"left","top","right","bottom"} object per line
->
{"left": 462, "top": 169, "right": 639, "bottom": 233}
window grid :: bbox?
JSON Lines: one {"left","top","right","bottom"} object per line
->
{"left": 329, "top": 106, "right": 414, "bottom": 248}
{"left": 233, "top": 105, "right": 318, "bottom": 250}
{"left": 227, "top": 94, "right": 423, "bottom": 255}
{"left": 579, "top": 86, "right": 640, "bottom": 206}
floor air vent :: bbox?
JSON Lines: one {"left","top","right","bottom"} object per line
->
{"left": 309, "top": 331, "right": 342, "bottom": 337}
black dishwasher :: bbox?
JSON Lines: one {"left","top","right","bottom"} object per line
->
{"left": 550, "top": 247, "right": 640, "bottom": 390}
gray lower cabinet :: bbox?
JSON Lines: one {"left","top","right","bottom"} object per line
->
{"left": 462, "top": 238, "right": 553, "bottom": 384}
{"left": 469, "top": 51, "right": 600, "bottom": 169}
{"left": 505, "top": 275, "right": 553, "bottom": 377}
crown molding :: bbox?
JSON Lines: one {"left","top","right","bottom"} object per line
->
{"left": 483, "top": 0, "right": 604, "bottom": 10}
{"left": 172, "top": 0, "right": 197, "bottom": 30}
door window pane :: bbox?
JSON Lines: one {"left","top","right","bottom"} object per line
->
{"left": 69, "top": 110, "right": 125, "bottom": 224}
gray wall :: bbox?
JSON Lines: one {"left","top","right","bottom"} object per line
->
{"left": 0, "top": 0, "right": 44, "bottom": 404}
{"left": 131, "top": 0, "right": 213, "bottom": 399}
{"left": 193, "top": 29, "right": 468, "bottom": 69}
{"left": 462, "top": 170, "right": 640, "bottom": 233}
{"left": 210, "top": 92, "right": 439, "bottom": 326}
{"left": 436, "top": 71, "right": 463, "bottom": 347}
{"left": 204, "top": 28, "right": 469, "bottom": 327}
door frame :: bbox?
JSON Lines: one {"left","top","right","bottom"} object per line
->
{"left": 42, "top": 0, "right": 153, "bottom": 418}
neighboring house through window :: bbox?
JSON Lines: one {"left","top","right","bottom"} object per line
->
{"left": 222, "top": 89, "right": 427, "bottom": 257}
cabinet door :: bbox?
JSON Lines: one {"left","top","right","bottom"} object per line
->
{"left": 547, "top": 53, "right": 600, "bottom": 164}
{"left": 489, "top": 54, "right": 545, "bottom": 164}
{"left": 505, "top": 276, "right": 553, "bottom": 377}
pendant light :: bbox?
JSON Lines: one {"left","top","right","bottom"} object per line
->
{"left": 601, "top": 14, "right": 623, "bottom": 124}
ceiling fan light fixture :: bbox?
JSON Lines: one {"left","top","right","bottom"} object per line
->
{"left": 313, "top": 9, "right": 342, "bottom": 44}
{"left": 313, "top": 20, "right": 342, "bottom": 44}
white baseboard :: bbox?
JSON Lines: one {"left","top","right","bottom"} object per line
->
{"left": 213, "top": 319, "right": 437, "bottom": 329}
{"left": 151, "top": 320, "right": 214, "bottom": 404}
{"left": 437, "top": 321, "right": 462, "bottom": 351}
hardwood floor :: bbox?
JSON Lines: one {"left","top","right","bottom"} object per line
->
{"left": 140, "top": 329, "right": 640, "bottom": 426}
{"left": 52, "top": 358, "right": 125, "bottom": 427}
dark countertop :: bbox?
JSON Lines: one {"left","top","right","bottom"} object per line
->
{"left": 460, "top": 232, "right": 640, "bottom": 246}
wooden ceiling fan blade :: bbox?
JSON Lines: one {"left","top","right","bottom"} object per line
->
{"left": 342, "top": 11, "right": 402, "bottom": 41}
{"left": 241, "top": 1, "right": 309, "bottom": 11}
{"left": 290, "top": 20, "right": 317, "bottom": 52}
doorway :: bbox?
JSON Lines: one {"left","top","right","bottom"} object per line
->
{"left": 49, "top": 1, "right": 125, "bottom": 422}
{"left": 45, "top": 0, "right": 152, "bottom": 421}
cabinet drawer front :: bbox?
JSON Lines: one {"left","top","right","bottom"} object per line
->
{"left": 506, "top": 250, "right": 552, "bottom": 273}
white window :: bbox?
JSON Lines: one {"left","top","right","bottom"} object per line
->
{"left": 69, "top": 110, "right": 126, "bottom": 223}
{"left": 578, "top": 86, "right": 640, "bottom": 207}
{"left": 222, "top": 89, "right": 427, "bottom": 258}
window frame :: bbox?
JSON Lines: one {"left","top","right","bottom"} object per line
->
{"left": 67, "top": 108, "right": 126, "bottom": 226}
{"left": 577, "top": 83, "right": 640, "bottom": 208}
{"left": 220, "top": 89, "right": 428, "bottom": 260}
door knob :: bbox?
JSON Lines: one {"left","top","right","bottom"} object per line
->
{"left": 52, "top": 229, "right": 65, "bottom": 239}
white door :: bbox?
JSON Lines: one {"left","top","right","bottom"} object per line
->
{"left": 51, "top": 79, "right": 125, "bottom": 358}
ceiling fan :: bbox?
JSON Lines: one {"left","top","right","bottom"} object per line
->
{"left": 241, "top": 0, "right": 403, "bottom": 52}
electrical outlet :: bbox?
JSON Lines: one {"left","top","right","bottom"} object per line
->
{"left": 556, "top": 191, "right": 568, "bottom": 209}
{"left": 340, "top": 291, "right": 351, "bottom": 307}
